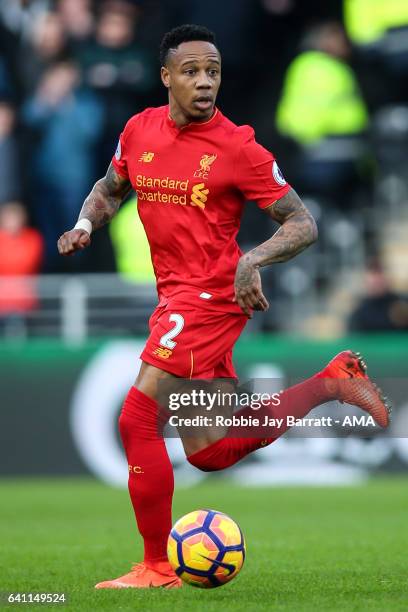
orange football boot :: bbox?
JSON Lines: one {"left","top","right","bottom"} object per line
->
{"left": 95, "top": 562, "right": 182, "bottom": 590}
{"left": 318, "top": 350, "right": 391, "bottom": 428}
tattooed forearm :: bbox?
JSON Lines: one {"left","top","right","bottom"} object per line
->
{"left": 78, "top": 163, "right": 132, "bottom": 231}
{"left": 244, "top": 189, "right": 318, "bottom": 268}
{"left": 234, "top": 189, "right": 317, "bottom": 316}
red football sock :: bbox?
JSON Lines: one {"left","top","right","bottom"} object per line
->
{"left": 187, "top": 373, "right": 333, "bottom": 471}
{"left": 119, "top": 387, "right": 173, "bottom": 567}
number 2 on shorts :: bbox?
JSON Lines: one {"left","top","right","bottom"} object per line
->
{"left": 159, "top": 314, "right": 184, "bottom": 349}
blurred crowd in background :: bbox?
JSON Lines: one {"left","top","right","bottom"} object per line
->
{"left": 1, "top": 0, "right": 408, "bottom": 336}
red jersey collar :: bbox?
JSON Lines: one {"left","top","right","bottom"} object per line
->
{"left": 166, "top": 106, "right": 221, "bottom": 131}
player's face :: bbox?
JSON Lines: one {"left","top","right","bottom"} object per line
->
{"left": 161, "top": 41, "right": 221, "bottom": 125}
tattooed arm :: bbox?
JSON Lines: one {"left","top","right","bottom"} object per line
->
{"left": 57, "top": 163, "right": 132, "bottom": 256}
{"left": 234, "top": 188, "right": 318, "bottom": 317}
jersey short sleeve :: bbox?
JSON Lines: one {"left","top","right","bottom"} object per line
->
{"left": 111, "top": 117, "right": 137, "bottom": 179}
{"left": 111, "top": 131, "right": 129, "bottom": 178}
{"left": 234, "top": 126, "right": 291, "bottom": 209}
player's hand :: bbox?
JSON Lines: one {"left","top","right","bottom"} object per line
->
{"left": 57, "top": 229, "right": 91, "bottom": 256}
{"left": 234, "top": 256, "right": 269, "bottom": 318}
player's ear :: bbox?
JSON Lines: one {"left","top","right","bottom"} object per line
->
{"left": 161, "top": 66, "right": 170, "bottom": 88}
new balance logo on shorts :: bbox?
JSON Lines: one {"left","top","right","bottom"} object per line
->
{"left": 153, "top": 347, "right": 173, "bottom": 359}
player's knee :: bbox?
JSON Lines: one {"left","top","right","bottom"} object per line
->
{"left": 186, "top": 437, "right": 240, "bottom": 472}
{"left": 118, "top": 409, "right": 144, "bottom": 438}
{"left": 187, "top": 450, "right": 225, "bottom": 472}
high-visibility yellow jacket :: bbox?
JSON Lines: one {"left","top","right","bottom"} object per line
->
{"left": 276, "top": 51, "right": 368, "bottom": 145}
{"left": 344, "top": 0, "right": 408, "bottom": 45}
{"left": 109, "top": 197, "right": 156, "bottom": 283}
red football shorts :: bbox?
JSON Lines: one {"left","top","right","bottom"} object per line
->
{"left": 141, "top": 302, "right": 247, "bottom": 379}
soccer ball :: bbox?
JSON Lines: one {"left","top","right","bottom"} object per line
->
{"left": 167, "top": 509, "right": 245, "bottom": 588}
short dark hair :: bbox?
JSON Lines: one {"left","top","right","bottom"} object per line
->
{"left": 159, "top": 24, "right": 218, "bottom": 66}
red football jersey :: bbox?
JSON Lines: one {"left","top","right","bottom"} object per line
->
{"left": 112, "top": 105, "right": 290, "bottom": 311}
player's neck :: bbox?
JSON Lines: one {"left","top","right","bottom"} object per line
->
{"left": 168, "top": 103, "right": 215, "bottom": 128}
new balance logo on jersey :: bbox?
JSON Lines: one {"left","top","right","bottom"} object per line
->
{"left": 190, "top": 183, "right": 209, "bottom": 210}
{"left": 139, "top": 152, "right": 155, "bottom": 162}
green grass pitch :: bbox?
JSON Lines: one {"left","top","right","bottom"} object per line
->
{"left": 1, "top": 477, "right": 407, "bottom": 611}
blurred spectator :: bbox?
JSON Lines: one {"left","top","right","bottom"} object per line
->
{"left": 0, "top": 100, "right": 21, "bottom": 203}
{"left": 19, "top": 11, "right": 69, "bottom": 95}
{"left": 77, "top": 0, "right": 156, "bottom": 170}
{"left": 57, "top": 0, "right": 94, "bottom": 43}
{"left": 23, "top": 61, "right": 103, "bottom": 268}
{"left": 349, "top": 260, "right": 408, "bottom": 332}
{"left": 0, "top": 0, "right": 50, "bottom": 39}
{"left": 0, "top": 201, "right": 44, "bottom": 333}
{"left": 0, "top": 14, "right": 25, "bottom": 101}
{"left": 344, "top": 0, "right": 408, "bottom": 104}
{"left": 344, "top": 0, "right": 408, "bottom": 62}
{"left": 109, "top": 196, "right": 155, "bottom": 284}
{"left": 276, "top": 22, "right": 369, "bottom": 201}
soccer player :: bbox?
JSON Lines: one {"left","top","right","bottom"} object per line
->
{"left": 58, "top": 25, "right": 390, "bottom": 589}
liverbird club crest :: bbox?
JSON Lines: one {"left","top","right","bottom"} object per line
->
{"left": 194, "top": 153, "right": 218, "bottom": 178}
